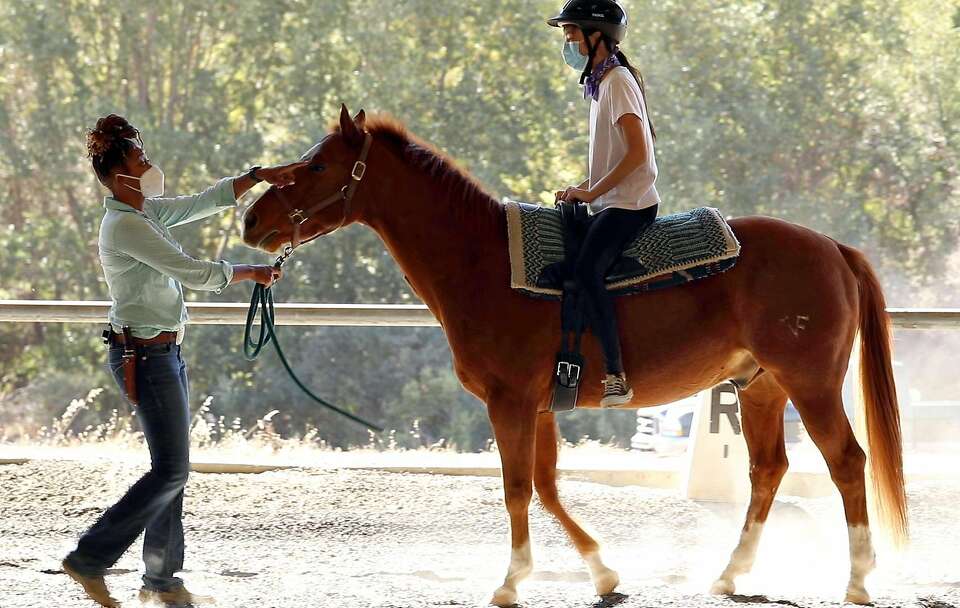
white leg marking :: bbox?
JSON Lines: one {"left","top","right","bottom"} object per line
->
{"left": 585, "top": 552, "right": 620, "bottom": 596}
{"left": 711, "top": 523, "right": 765, "bottom": 595}
{"left": 845, "top": 524, "right": 876, "bottom": 605}
{"left": 491, "top": 542, "right": 533, "bottom": 607}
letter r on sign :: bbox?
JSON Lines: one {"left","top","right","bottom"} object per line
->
{"left": 709, "top": 383, "right": 741, "bottom": 435}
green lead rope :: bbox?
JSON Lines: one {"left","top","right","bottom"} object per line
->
{"left": 244, "top": 280, "right": 384, "bottom": 433}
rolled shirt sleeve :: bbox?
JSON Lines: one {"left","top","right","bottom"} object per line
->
{"left": 145, "top": 176, "right": 238, "bottom": 229}
{"left": 110, "top": 214, "right": 233, "bottom": 292}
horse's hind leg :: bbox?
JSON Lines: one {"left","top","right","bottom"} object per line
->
{"left": 711, "top": 374, "right": 789, "bottom": 595}
{"left": 533, "top": 412, "right": 619, "bottom": 596}
{"left": 779, "top": 379, "right": 876, "bottom": 604}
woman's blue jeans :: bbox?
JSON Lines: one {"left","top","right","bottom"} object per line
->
{"left": 65, "top": 342, "right": 190, "bottom": 592}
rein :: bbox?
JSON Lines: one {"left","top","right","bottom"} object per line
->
{"left": 242, "top": 131, "right": 383, "bottom": 433}
{"left": 244, "top": 259, "right": 384, "bottom": 433}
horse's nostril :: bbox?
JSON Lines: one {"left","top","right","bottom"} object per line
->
{"left": 244, "top": 212, "right": 258, "bottom": 232}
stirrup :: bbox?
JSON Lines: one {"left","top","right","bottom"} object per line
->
{"left": 550, "top": 351, "right": 584, "bottom": 413}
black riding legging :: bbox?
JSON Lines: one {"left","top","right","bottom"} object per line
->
{"left": 574, "top": 205, "right": 658, "bottom": 375}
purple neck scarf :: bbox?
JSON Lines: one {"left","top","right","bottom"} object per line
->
{"left": 584, "top": 54, "right": 621, "bottom": 101}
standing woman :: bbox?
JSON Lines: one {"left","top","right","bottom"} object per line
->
{"left": 549, "top": 0, "right": 660, "bottom": 407}
{"left": 62, "top": 114, "right": 305, "bottom": 608}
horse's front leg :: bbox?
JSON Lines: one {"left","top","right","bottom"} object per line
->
{"left": 534, "top": 412, "right": 619, "bottom": 596}
{"left": 487, "top": 393, "right": 538, "bottom": 607}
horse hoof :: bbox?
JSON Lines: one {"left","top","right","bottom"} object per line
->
{"left": 845, "top": 585, "right": 871, "bottom": 605}
{"left": 710, "top": 578, "right": 735, "bottom": 596}
{"left": 490, "top": 585, "right": 518, "bottom": 607}
{"left": 593, "top": 567, "right": 620, "bottom": 596}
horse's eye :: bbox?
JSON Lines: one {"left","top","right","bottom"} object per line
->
{"left": 309, "top": 163, "right": 326, "bottom": 173}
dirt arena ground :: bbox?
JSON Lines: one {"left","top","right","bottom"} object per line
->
{"left": 1, "top": 457, "right": 958, "bottom": 608}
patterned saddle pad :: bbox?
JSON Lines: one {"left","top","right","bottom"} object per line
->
{"left": 505, "top": 202, "right": 741, "bottom": 299}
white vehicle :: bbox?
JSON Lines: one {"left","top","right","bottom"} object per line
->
{"left": 630, "top": 395, "right": 699, "bottom": 455}
{"left": 631, "top": 392, "right": 803, "bottom": 455}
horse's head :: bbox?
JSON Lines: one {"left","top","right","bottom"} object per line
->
{"left": 242, "top": 104, "right": 370, "bottom": 253}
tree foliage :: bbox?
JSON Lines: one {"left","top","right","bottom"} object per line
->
{"left": 1, "top": 0, "right": 957, "bottom": 447}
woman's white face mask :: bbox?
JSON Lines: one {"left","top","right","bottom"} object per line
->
{"left": 117, "top": 165, "right": 165, "bottom": 198}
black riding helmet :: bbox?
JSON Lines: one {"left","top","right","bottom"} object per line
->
{"left": 547, "top": 0, "right": 628, "bottom": 85}
{"left": 546, "top": 0, "right": 628, "bottom": 44}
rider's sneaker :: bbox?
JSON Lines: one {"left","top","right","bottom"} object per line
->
{"left": 600, "top": 373, "right": 634, "bottom": 408}
{"left": 138, "top": 585, "right": 215, "bottom": 607}
{"left": 61, "top": 558, "right": 122, "bottom": 608}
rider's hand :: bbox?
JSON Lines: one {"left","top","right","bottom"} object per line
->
{"left": 554, "top": 186, "right": 577, "bottom": 205}
{"left": 554, "top": 186, "right": 597, "bottom": 205}
{"left": 257, "top": 161, "right": 310, "bottom": 188}
{"left": 561, "top": 187, "right": 597, "bottom": 204}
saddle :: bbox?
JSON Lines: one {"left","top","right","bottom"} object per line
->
{"left": 505, "top": 202, "right": 740, "bottom": 299}
{"left": 538, "top": 204, "right": 646, "bottom": 292}
{"left": 502, "top": 201, "right": 742, "bottom": 412}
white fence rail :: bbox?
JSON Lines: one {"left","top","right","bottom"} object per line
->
{"left": 0, "top": 300, "right": 439, "bottom": 327}
{"left": 0, "top": 300, "right": 957, "bottom": 329}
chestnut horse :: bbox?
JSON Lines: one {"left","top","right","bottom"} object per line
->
{"left": 242, "top": 105, "right": 906, "bottom": 606}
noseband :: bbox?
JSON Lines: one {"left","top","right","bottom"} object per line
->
{"left": 272, "top": 132, "right": 373, "bottom": 264}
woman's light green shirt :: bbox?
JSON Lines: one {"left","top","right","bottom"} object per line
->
{"left": 98, "top": 177, "right": 237, "bottom": 339}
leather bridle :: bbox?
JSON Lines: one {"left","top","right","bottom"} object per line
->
{"left": 271, "top": 132, "right": 373, "bottom": 264}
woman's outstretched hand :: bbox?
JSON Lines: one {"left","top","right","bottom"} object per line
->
{"left": 258, "top": 161, "right": 310, "bottom": 188}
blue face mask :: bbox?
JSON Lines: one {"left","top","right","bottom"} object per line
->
{"left": 562, "top": 41, "right": 589, "bottom": 72}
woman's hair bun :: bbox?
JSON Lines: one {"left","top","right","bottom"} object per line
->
{"left": 86, "top": 114, "right": 139, "bottom": 159}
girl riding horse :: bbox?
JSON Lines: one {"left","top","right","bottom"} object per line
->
{"left": 551, "top": 0, "right": 660, "bottom": 407}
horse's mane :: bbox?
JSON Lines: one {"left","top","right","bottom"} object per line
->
{"left": 332, "top": 115, "right": 499, "bottom": 212}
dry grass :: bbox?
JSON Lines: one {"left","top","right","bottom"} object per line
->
{"left": 0, "top": 390, "right": 650, "bottom": 473}
{"left": 0, "top": 389, "right": 502, "bottom": 466}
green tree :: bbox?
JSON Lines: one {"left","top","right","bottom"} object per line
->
{"left": 1, "top": 0, "right": 958, "bottom": 448}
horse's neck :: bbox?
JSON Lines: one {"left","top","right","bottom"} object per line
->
{"left": 359, "top": 164, "right": 505, "bottom": 317}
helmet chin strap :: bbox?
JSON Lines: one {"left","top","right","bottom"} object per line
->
{"left": 578, "top": 32, "right": 598, "bottom": 85}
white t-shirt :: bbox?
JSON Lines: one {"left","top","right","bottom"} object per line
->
{"left": 588, "top": 66, "right": 660, "bottom": 214}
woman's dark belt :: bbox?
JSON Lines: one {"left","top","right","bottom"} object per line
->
{"left": 105, "top": 329, "right": 179, "bottom": 347}
{"left": 101, "top": 327, "right": 178, "bottom": 406}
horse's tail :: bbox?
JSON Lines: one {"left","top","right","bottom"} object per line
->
{"left": 838, "top": 243, "right": 908, "bottom": 546}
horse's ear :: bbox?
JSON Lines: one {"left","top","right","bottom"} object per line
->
{"left": 339, "top": 103, "right": 362, "bottom": 147}
{"left": 353, "top": 109, "right": 366, "bottom": 133}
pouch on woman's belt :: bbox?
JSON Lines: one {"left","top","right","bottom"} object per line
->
{"left": 121, "top": 326, "right": 139, "bottom": 406}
